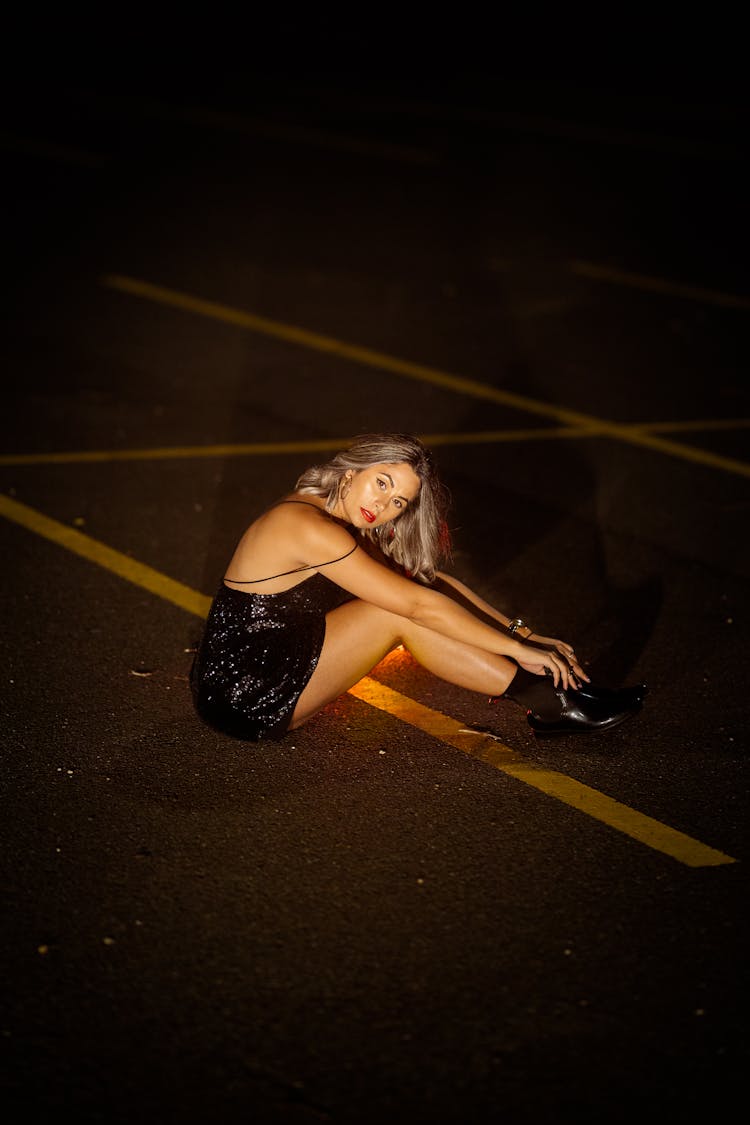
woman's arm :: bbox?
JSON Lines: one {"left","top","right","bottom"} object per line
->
{"left": 433, "top": 571, "right": 588, "bottom": 680}
{"left": 433, "top": 571, "right": 516, "bottom": 631}
{"left": 305, "top": 526, "right": 579, "bottom": 687}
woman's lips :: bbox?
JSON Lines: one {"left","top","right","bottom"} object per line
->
{"left": 360, "top": 507, "right": 376, "bottom": 523}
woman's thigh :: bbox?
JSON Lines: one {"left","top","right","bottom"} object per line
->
{"left": 289, "top": 597, "right": 514, "bottom": 729}
{"left": 290, "top": 599, "right": 404, "bottom": 727}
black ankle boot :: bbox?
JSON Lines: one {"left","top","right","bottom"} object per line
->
{"left": 525, "top": 686, "right": 642, "bottom": 735}
{"left": 502, "top": 667, "right": 642, "bottom": 735}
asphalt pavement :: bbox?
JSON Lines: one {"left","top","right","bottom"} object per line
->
{"left": 2, "top": 54, "right": 749, "bottom": 1124}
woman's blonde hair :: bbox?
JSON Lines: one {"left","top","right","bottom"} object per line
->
{"left": 295, "top": 433, "right": 451, "bottom": 583}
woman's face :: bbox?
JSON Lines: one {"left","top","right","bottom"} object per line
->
{"left": 337, "top": 462, "right": 421, "bottom": 529}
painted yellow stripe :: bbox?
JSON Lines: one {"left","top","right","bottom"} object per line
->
{"left": 101, "top": 274, "right": 750, "bottom": 479}
{"left": 1, "top": 492, "right": 737, "bottom": 867}
{"left": 0, "top": 439, "right": 354, "bottom": 467}
{"left": 571, "top": 260, "right": 750, "bottom": 311}
{"left": 636, "top": 417, "right": 750, "bottom": 434}
{"left": 349, "top": 678, "right": 737, "bottom": 868}
{"left": 0, "top": 428, "right": 595, "bottom": 467}
{"left": 101, "top": 274, "right": 606, "bottom": 430}
{"left": 1, "top": 420, "right": 748, "bottom": 469}
{"left": 0, "top": 494, "right": 211, "bottom": 619}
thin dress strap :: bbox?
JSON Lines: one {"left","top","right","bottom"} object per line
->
{"left": 224, "top": 500, "right": 357, "bottom": 584}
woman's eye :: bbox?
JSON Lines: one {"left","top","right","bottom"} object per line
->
{"left": 377, "top": 478, "right": 386, "bottom": 490}
{"left": 393, "top": 499, "right": 402, "bottom": 509}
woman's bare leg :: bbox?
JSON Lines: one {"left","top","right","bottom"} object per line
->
{"left": 290, "top": 599, "right": 517, "bottom": 728}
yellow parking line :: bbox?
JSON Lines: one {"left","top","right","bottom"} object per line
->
{"left": 348, "top": 679, "right": 737, "bottom": 868}
{"left": 635, "top": 418, "right": 750, "bottom": 434}
{"left": 0, "top": 494, "right": 211, "bottom": 619}
{"left": 1, "top": 491, "right": 736, "bottom": 868}
{"left": 101, "top": 274, "right": 750, "bottom": 479}
{"left": 0, "top": 439, "right": 353, "bottom": 467}
{"left": 101, "top": 273, "right": 606, "bottom": 430}
{"left": 1, "top": 420, "right": 748, "bottom": 469}
{"left": 571, "top": 260, "right": 750, "bottom": 311}
{"left": 0, "top": 429, "right": 594, "bottom": 467}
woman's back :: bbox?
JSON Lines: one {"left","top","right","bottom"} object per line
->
{"left": 223, "top": 497, "right": 357, "bottom": 594}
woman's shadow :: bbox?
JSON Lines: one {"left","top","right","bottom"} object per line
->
{"left": 433, "top": 386, "right": 662, "bottom": 688}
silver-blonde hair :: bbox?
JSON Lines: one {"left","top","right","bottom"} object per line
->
{"left": 295, "top": 433, "right": 451, "bottom": 583}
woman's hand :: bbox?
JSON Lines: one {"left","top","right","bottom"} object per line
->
{"left": 527, "top": 634, "right": 590, "bottom": 682}
{"left": 517, "top": 638, "right": 589, "bottom": 690}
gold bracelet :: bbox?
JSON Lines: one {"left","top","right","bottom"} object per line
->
{"left": 508, "top": 617, "right": 532, "bottom": 639}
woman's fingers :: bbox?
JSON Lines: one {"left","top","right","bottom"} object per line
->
{"left": 520, "top": 648, "right": 581, "bottom": 691}
{"left": 554, "top": 640, "right": 590, "bottom": 684}
{"left": 546, "top": 653, "right": 564, "bottom": 688}
{"left": 552, "top": 652, "right": 578, "bottom": 690}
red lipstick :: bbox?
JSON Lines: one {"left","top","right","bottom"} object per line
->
{"left": 361, "top": 507, "right": 376, "bottom": 524}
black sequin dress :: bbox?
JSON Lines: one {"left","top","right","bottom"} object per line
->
{"left": 191, "top": 504, "right": 356, "bottom": 741}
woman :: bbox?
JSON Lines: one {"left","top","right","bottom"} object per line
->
{"left": 191, "top": 434, "right": 645, "bottom": 741}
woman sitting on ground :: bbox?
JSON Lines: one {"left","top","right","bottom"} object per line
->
{"left": 191, "top": 433, "right": 645, "bottom": 741}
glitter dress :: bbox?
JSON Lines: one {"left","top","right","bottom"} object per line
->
{"left": 191, "top": 503, "right": 356, "bottom": 741}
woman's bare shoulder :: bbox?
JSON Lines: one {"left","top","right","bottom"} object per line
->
{"left": 224, "top": 495, "right": 357, "bottom": 586}
{"left": 254, "top": 495, "right": 355, "bottom": 553}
